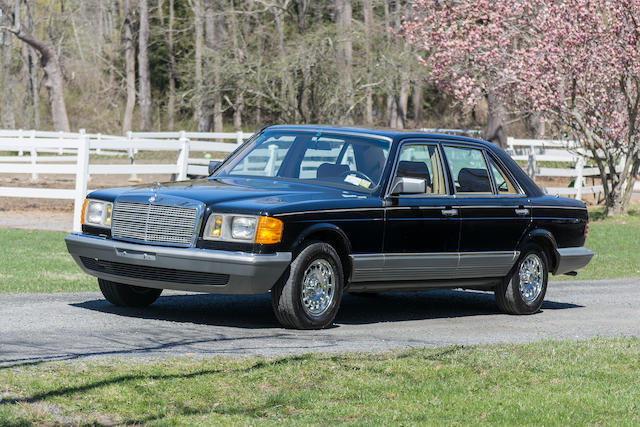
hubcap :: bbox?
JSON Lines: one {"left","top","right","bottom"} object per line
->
{"left": 301, "top": 259, "right": 335, "bottom": 317}
{"left": 518, "top": 253, "right": 544, "bottom": 303}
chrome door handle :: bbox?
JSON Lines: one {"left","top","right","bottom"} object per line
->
{"left": 441, "top": 208, "right": 458, "bottom": 216}
{"left": 515, "top": 208, "right": 529, "bottom": 216}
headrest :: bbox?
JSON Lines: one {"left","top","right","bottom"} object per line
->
{"left": 397, "top": 161, "right": 431, "bottom": 186}
{"left": 317, "top": 163, "right": 350, "bottom": 179}
{"left": 458, "top": 168, "right": 491, "bottom": 192}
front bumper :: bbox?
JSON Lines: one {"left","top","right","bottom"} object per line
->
{"left": 65, "top": 233, "right": 291, "bottom": 294}
{"left": 554, "top": 247, "right": 594, "bottom": 275}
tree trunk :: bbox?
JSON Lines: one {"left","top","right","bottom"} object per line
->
{"left": 122, "top": 0, "right": 136, "bottom": 133}
{"left": 167, "top": 0, "right": 176, "bottom": 130}
{"left": 202, "top": 0, "right": 223, "bottom": 132}
{"left": 362, "top": 0, "right": 373, "bottom": 125}
{"left": 387, "top": 94, "right": 398, "bottom": 128}
{"left": 397, "top": 73, "right": 409, "bottom": 129}
{"left": 138, "top": 0, "right": 152, "bottom": 131}
{"left": 528, "top": 112, "right": 545, "bottom": 139}
{"left": 412, "top": 82, "right": 424, "bottom": 126}
{"left": 274, "top": 6, "right": 297, "bottom": 123}
{"left": 227, "top": 0, "right": 244, "bottom": 131}
{"left": 0, "top": 0, "right": 70, "bottom": 131}
{"left": 24, "top": 1, "right": 39, "bottom": 129}
{"left": 335, "top": 0, "right": 353, "bottom": 124}
{"left": 485, "top": 87, "right": 507, "bottom": 149}
{"left": 0, "top": 25, "right": 16, "bottom": 128}
{"left": 233, "top": 93, "right": 244, "bottom": 132}
{"left": 192, "top": 0, "right": 205, "bottom": 128}
{"left": 159, "top": 0, "right": 176, "bottom": 130}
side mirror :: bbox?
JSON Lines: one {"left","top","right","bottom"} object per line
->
{"left": 208, "top": 161, "right": 222, "bottom": 175}
{"left": 390, "top": 177, "right": 426, "bottom": 195}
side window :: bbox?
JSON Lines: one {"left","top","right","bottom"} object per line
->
{"left": 488, "top": 156, "right": 519, "bottom": 194}
{"left": 395, "top": 144, "right": 446, "bottom": 195}
{"left": 443, "top": 146, "right": 493, "bottom": 195}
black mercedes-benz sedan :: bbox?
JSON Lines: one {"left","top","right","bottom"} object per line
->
{"left": 66, "top": 125, "right": 593, "bottom": 329}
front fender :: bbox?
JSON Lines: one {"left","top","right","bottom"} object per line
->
{"left": 290, "top": 223, "right": 352, "bottom": 255}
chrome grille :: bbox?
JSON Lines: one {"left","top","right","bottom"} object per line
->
{"left": 112, "top": 201, "right": 198, "bottom": 245}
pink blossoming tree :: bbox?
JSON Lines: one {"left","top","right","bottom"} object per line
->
{"left": 402, "top": 0, "right": 640, "bottom": 215}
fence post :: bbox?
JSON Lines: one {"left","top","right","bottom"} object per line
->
{"left": 176, "top": 130, "right": 190, "bottom": 180}
{"left": 30, "top": 130, "right": 37, "bottom": 181}
{"left": 266, "top": 144, "right": 277, "bottom": 175}
{"left": 236, "top": 130, "right": 243, "bottom": 146}
{"left": 58, "top": 131, "right": 64, "bottom": 155}
{"left": 127, "top": 131, "right": 139, "bottom": 183}
{"left": 73, "top": 129, "right": 90, "bottom": 232}
{"left": 506, "top": 136, "right": 514, "bottom": 154}
{"left": 574, "top": 156, "right": 585, "bottom": 201}
{"left": 18, "top": 129, "right": 23, "bottom": 156}
{"left": 527, "top": 144, "right": 537, "bottom": 178}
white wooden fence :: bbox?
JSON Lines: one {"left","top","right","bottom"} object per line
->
{"left": 1, "top": 129, "right": 638, "bottom": 232}
{"left": 0, "top": 129, "right": 251, "bottom": 231}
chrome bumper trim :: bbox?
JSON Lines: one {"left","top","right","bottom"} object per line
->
{"left": 65, "top": 233, "right": 291, "bottom": 294}
{"left": 554, "top": 247, "right": 594, "bottom": 275}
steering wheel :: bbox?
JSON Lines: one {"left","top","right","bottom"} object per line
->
{"left": 339, "top": 169, "right": 373, "bottom": 184}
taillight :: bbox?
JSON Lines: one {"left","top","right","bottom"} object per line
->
{"left": 584, "top": 221, "right": 589, "bottom": 239}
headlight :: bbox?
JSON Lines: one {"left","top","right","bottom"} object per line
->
{"left": 231, "top": 216, "right": 257, "bottom": 240}
{"left": 82, "top": 199, "right": 112, "bottom": 228}
{"left": 203, "top": 213, "right": 282, "bottom": 244}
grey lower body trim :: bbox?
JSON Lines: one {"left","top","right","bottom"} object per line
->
{"left": 65, "top": 233, "right": 291, "bottom": 294}
{"left": 554, "top": 247, "right": 594, "bottom": 275}
{"left": 348, "top": 277, "right": 502, "bottom": 292}
{"left": 350, "top": 251, "right": 519, "bottom": 282}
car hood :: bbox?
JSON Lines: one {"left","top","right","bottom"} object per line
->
{"left": 87, "top": 176, "right": 378, "bottom": 215}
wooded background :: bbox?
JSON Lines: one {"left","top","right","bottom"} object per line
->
{"left": 0, "top": 0, "right": 520, "bottom": 136}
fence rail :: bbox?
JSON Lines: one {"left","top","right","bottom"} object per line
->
{"left": 0, "top": 129, "right": 251, "bottom": 231}
{"left": 1, "top": 130, "right": 637, "bottom": 232}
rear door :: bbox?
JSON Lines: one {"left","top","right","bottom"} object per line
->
{"left": 441, "top": 144, "right": 531, "bottom": 278}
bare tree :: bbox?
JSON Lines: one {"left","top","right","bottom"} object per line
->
{"left": 485, "top": 87, "right": 507, "bottom": 148}
{"left": 362, "top": 0, "right": 373, "bottom": 125}
{"left": 335, "top": 0, "right": 352, "bottom": 124}
{"left": 158, "top": 0, "right": 177, "bottom": 130}
{"left": 0, "top": 0, "right": 70, "bottom": 131}
{"left": 138, "top": 0, "right": 152, "bottom": 131}
{"left": 122, "top": 0, "right": 136, "bottom": 133}
{"left": 203, "top": 0, "right": 224, "bottom": 131}
{"left": 0, "top": 6, "right": 16, "bottom": 128}
{"left": 23, "top": 0, "right": 38, "bottom": 129}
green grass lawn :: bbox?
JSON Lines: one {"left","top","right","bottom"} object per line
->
{"left": 563, "top": 208, "right": 640, "bottom": 280}
{"left": 1, "top": 338, "right": 638, "bottom": 426}
{"left": 0, "top": 208, "right": 638, "bottom": 294}
{"left": 0, "top": 229, "right": 94, "bottom": 293}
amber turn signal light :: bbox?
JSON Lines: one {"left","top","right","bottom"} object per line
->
{"left": 255, "top": 216, "right": 283, "bottom": 244}
{"left": 80, "top": 198, "right": 88, "bottom": 225}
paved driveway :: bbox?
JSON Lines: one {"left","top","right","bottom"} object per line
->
{"left": 1, "top": 279, "right": 639, "bottom": 366}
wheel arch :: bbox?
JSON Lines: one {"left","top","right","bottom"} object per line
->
{"left": 290, "top": 223, "right": 352, "bottom": 282}
{"left": 519, "top": 229, "right": 560, "bottom": 274}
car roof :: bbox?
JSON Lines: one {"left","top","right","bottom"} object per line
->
{"left": 265, "top": 124, "right": 493, "bottom": 147}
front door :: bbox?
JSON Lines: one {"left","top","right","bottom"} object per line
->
{"left": 381, "top": 142, "right": 461, "bottom": 281}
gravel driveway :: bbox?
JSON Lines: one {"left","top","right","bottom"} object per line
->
{"left": 1, "top": 278, "right": 638, "bottom": 366}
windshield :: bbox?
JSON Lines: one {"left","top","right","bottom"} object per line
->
{"left": 214, "top": 130, "right": 391, "bottom": 192}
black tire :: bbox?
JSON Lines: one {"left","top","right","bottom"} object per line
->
{"left": 495, "top": 243, "right": 548, "bottom": 315}
{"left": 98, "top": 279, "right": 163, "bottom": 308}
{"left": 271, "top": 241, "right": 344, "bottom": 329}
